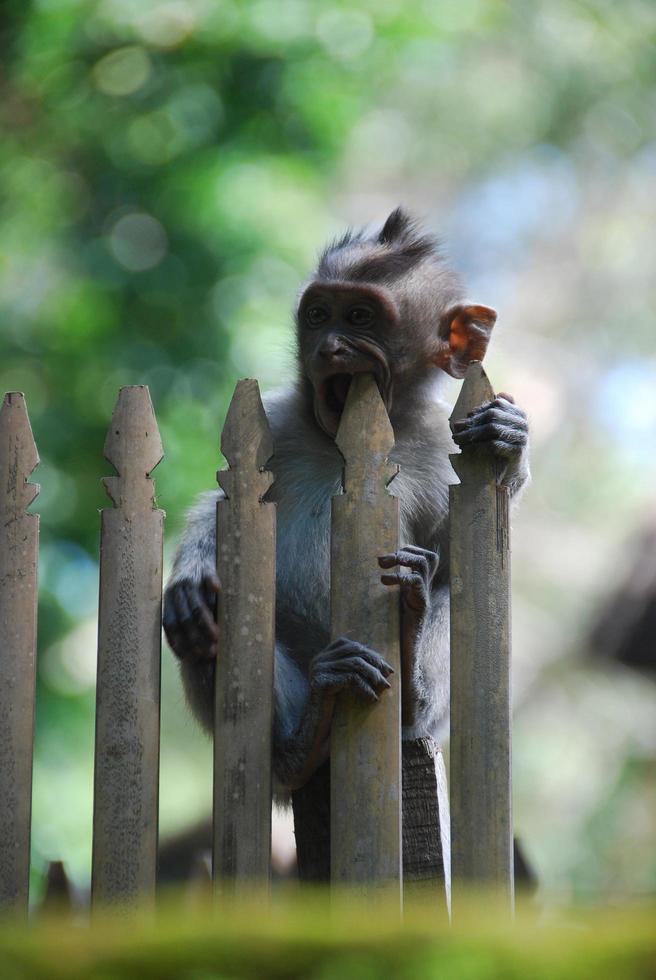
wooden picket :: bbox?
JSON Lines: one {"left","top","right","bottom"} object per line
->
{"left": 449, "top": 362, "right": 513, "bottom": 911}
{"left": 214, "top": 379, "right": 275, "bottom": 891}
{"left": 330, "top": 374, "right": 402, "bottom": 897}
{"left": 0, "top": 393, "right": 39, "bottom": 914}
{"left": 91, "top": 385, "right": 164, "bottom": 906}
{"left": 0, "top": 367, "right": 515, "bottom": 910}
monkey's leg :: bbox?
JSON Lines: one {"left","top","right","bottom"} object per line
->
{"left": 291, "top": 739, "right": 450, "bottom": 903}
{"left": 274, "top": 638, "right": 394, "bottom": 791}
{"left": 379, "top": 545, "right": 440, "bottom": 727}
{"left": 292, "top": 761, "right": 331, "bottom": 883}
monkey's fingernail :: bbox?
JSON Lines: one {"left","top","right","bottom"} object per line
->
{"left": 451, "top": 419, "right": 468, "bottom": 431}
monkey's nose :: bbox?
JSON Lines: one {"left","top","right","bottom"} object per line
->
{"left": 319, "top": 337, "right": 349, "bottom": 359}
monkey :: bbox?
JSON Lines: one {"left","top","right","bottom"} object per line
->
{"left": 163, "top": 207, "right": 529, "bottom": 822}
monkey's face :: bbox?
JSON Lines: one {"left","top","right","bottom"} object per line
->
{"left": 297, "top": 283, "right": 399, "bottom": 437}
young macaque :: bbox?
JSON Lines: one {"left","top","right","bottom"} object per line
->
{"left": 163, "top": 208, "right": 529, "bottom": 794}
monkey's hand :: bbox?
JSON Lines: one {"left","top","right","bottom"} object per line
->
{"left": 378, "top": 545, "right": 439, "bottom": 629}
{"left": 378, "top": 546, "right": 439, "bottom": 726}
{"left": 276, "top": 639, "right": 394, "bottom": 790}
{"left": 162, "top": 568, "right": 221, "bottom": 661}
{"left": 310, "top": 637, "right": 394, "bottom": 703}
{"left": 450, "top": 392, "right": 529, "bottom": 493}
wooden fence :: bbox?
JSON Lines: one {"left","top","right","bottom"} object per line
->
{"left": 0, "top": 365, "right": 512, "bottom": 916}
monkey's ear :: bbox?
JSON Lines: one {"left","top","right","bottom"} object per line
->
{"left": 435, "top": 304, "right": 497, "bottom": 378}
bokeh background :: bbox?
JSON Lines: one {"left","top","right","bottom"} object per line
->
{"left": 1, "top": 0, "right": 655, "bottom": 904}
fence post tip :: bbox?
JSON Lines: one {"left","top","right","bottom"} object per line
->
{"left": 220, "top": 378, "right": 273, "bottom": 471}
{"left": 335, "top": 373, "right": 395, "bottom": 461}
{"left": 0, "top": 391, "right": 40, "bottom": 514}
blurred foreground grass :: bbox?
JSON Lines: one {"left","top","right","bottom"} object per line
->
{"left": 1, "top": 892, "right": 654, "bottom": 980}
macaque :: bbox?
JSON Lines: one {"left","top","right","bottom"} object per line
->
{"left": 163, "top": 208, "right": 529, "bottom": 797}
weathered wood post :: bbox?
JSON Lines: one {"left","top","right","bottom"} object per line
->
{"left": 92, "top": 385, "right": 164, "bottom": 906}
{"left": 330, "top": 374, "right": 402, "bottom": 898}
{"left": 214, "top": 379, "right": 275, "bottom": 892}
{"left": 0, "top": 393, "right": 39, "bottom": 914}
{"left": 449, "top": 362, "right": 513, "bottom": 910}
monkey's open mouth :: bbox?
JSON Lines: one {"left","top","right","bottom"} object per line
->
{"left": 323, "top": 374, "right": 352, "bottom": 415}
{"left": 314, "top": 374, "right": 353, "bottom": 437}
{"left": 315, "top": 370, "right": 392, "bottom": 438}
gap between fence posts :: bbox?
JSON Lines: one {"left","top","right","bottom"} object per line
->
{"left": 330, "top": 374, "right": 402, "bottom": 901}
{"left": 0, "top": 393, "right": 39, "bottom": 914}
{"left": 213, "top": 379, "right": 275, "bottom": 894}
{"left": 91, "top": 385, "right": 164, "bottom": 907}
{"left": 449, "top": 362, "right": 513, "bottom": 913}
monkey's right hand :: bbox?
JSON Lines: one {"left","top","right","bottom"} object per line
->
{"left": 162, "top": 569, "right": 221, "bottom": 661}
{"left": 309, "top": 638, "right": 394, "bottom": 703}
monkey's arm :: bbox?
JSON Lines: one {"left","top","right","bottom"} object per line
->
{"left": 451, "top": 393, "right": 530, "bottom": 497}
{"left": 165, "top": 492, "right": 394, "bottom": 777}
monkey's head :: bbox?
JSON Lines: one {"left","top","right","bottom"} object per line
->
{"left": 296, "top": 207, "right": 497, "bottom": 437}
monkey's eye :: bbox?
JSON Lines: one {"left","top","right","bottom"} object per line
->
{"left": 306, "top": 305, "right": 329, "bottom": 327}
{"left": 346, "top": 306, "right": 375, "bottom": 327}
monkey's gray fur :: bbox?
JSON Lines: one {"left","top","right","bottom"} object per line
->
{"left": 164, "top": 207, "right": 530, "bottom": 794}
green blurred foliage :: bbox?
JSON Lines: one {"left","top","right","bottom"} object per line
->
{"left": 1, "top": 0, "right": 655, "bottom": 899}
{"left": 1, "top": 895, "right": 656, "bottom": 979}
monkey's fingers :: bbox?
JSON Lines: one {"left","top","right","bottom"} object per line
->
{"left": 183, "top": 582, "right": 220, "bottom": 639}
{"left": 167, "top": 582, "right": 219, "bottom": 659}
{"left": 314, "top": 670, "right": 381, "bottom": 703}
{"left": 399, "top": 544, "right": 440, "bottom": 562}
{"left": 201, "top": 572, "right": 222, "bottom": 611}
{"left": 461, "top": 397, "right": 527, "bottom": 427}
{"left": 313, "top": 655, "right": 391, "bottom": 703}
{"left": 380, "top": 571, "right": 426, "bottom": 612}
{"left": 162, "top": 598, "right": 185, "bottom": 656}
{"left": 378, "top": 548, "right": 435, "bottom": 580}
{"left": 465, "top": 393, "right": 518, "bottom": 416}
{"left": 320, "top": 638, "right": 394, "bottom": 676}
{"left": 203, "top": 572, "right": 222, "bottom": 593}
{"left": 452, "top": 421, "right": 527, "bottom": 447}
{"left": 327, "top": 656, "right": 392, "bottom": 690}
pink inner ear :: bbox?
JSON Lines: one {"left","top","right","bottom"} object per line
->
{"left": 433, "top": 305, "right": 496, "bottom": 377}
{"left": 449, "top": 306, "right": 496, "bottom": 362}
{"left": 449, "top": 315, "right": 471, "bottom": 354}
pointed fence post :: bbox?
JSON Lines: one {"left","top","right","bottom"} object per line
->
{"left": 214, "top": 379, "right": 275, "bottom": 892}
{"left": 449, "top": 362, "right": 513, "bottom": 910}
{"left": 0, "top": 393, "right": 39, "bottom": 914}
{"left": 92, "top": 386, "right": 164, "bottom": 907}
{"left": 330, "top": 374, "right": 402, "bottom": 898}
